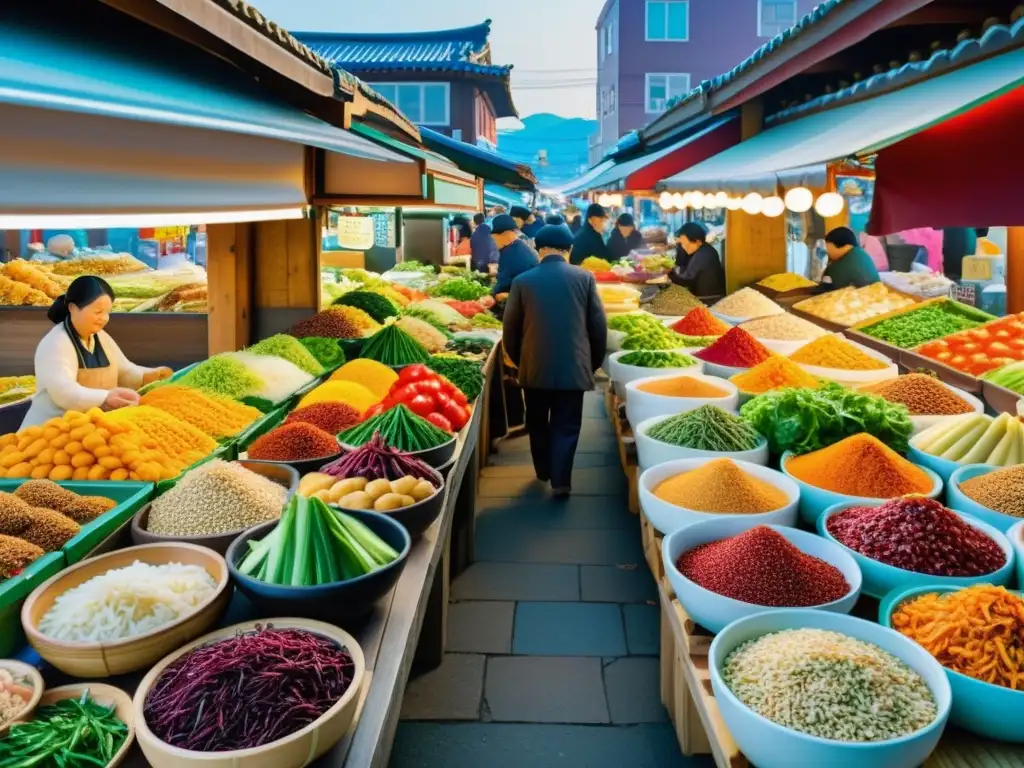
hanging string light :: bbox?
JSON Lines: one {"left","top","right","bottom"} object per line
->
{"left": 762, "top": 196, "right": 786, "bottom": 217}
{"left": 740, "top": 193, "right": 763, "bottom": 215}
{"left": 814, "top": 192, "right": 845, "bottom": 218}
{"left": 784, "top": 187, "right": 814, "bottom": 213}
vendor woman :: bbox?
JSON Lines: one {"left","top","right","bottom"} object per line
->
{"left": 816, "top": 226, "right": 880, "bottom": 292}
{"left": 21, "top": 276, "right": 172, "bottom": 428}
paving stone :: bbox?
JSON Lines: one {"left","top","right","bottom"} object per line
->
{"left": 496, "top": 432, "right": 618, "bottom": 455}
{"left": 484, "top": 656, "right": 609, "bottom": 723}
{"left": 604, "top": 657, "right": 668, "bottom": 723}
{"left": 490, "top": 450, "right": 618, "bottom": 468}
{"left": 447, "top": 601, "right": 514, "bottom": 654}
{"left": 513, "top": 602, "right": 627, "bottom": 656}
{"left": 391, "top": 722, "right": 712, "bottom": 768}
{"left": 479, "top": 468, "right": 626, "bottom": 498}
{"left": 400, "top": 653, "right": 485, "bottom": 721}
{"left": 581, "top": 565, "right": 658, "bottom": 603}
{"left": 451, "top": 563, "right": 579, "bottom": 601}
{"left": 476, "top": 496, "right": 635, "bottom": 531}
{"left": 624, "top": 604, "right": 660, "bottom": 656}
{"left": 477, "top": 526, "right": 644, "bottom": 566}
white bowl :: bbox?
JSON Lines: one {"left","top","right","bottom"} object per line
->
{"left": 606, "top": 329, "right": 628, "bottom": 352}
{"left": 607, "top": 350, "right": 703, "bottom": 400}
{"left": 634, "top": 414, "right": 769, "bottom": 471}
{"left": 1009, "top": 520, "right": 1024, "bottom": 593}
{"left": 663, "top": 520, "right": 862, "bottom": 633}
{"left": 794, "top": 335, "right": 899, "bottom": 386}
{"left": 709, "top": 610, "right": 951, "bottom": 768}
{"left": 639, "top": 457, "right": 800, "bottom": 536}
{"left": 625, "top": 374, "right": 738, "bottom": 427}
{"left": 695, "top": 359, "right": 754, "bottom": 380}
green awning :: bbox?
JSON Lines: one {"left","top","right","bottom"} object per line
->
{"left": 349, "top": 123, "right": 475, "bottom": 182}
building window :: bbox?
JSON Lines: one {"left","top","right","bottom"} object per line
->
{"left": 605, "top": 22, "right": 614, "bottom": 55}
{"left": 609, "top": 86, "right": 616, "bottom": 114}
{"left": 646, "top": 1, "right": 689, "bottom": 42}
{"left": 645, "top": 73, "right": 690, "bottom": 113}
{"left": 371, "top": 83, "right": 449, "bottom": 126}
{"left": 759, "top": 0, "right": 798, "bottom": 37}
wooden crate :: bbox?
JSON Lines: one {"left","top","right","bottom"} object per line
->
{"left": 640, "top": 511, "right": 665, "bottom": 582}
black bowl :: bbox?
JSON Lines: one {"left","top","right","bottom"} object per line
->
{"left": 131, "top": 461, "right": 298, "bottom": 554}
{"left": 332, "top": 466, "right": 445, "bottom": 539}
{"left": 241, "top": 448, "right": 343, "bottom": 477}
{"left": 434, "top": 453, "right": 457, "bottom": 481}
{"left": 226, "top": 510, "right": 411, "bottom": 621}
{"left": 340, "top": 434, "right": 456, "bottom": 469}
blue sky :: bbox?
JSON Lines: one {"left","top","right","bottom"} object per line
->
{"left": 255, "top": 0, "right": 604, "bottom": 122}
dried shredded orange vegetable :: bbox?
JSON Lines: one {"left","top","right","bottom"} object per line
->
{"left": 891, "top": 585, "right": 1024, "bottom": 690}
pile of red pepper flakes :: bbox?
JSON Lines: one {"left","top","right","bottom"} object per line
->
{"left": 443, "top": 300, "right": 486, "bottom": 318}
{"left": 365, "top": 364, "right": 470, "bottom": 433}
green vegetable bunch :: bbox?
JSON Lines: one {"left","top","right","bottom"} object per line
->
{"left": 401, "top": 307, "right": 454, "bottom": 337}
{"left": 299, "top": 337, "right": 347, "bottom": 369}
{"left": 739, "top": 382, "right": 912, "bottom": 455}
{"left": 334, "top": 290, "right": 400, "bottom": 323}
{"left": 392, "top": 260, "right": 434, "bottom": 273}
{"left": 429, "top": 277, "right": 490, "bottom": 301}
{"left": 648, "top": 405, "right": 762, "bottom": 451}
{"left": 621, "top": 327, "right": 690, "bottom": 351}
{"left": 427, "top": 355, "right": 485, "bottom": 400}
{"left": 178, "top": 355, "right": 264, "bottom": 400}
{"left": 859, "top": 303, "right": 993, "bottom": 349}
{"left": 470, "top": 313, "right": 502, "bottom": 329}
{"left": 608, "top": 313, "right": 663, "bottom": 333}
{"left": 340, "top": 405, "right": 452, "bottom": 451}
{"left": 982, "top": 361, "right": 1024, "bottom": 393}
{"left": 360, "top": 324, "right": 430, "bottom": 366}
{"left": 617, "top": 350, "right": 697, "bottom": 368}
{"left": 441, "top": 266, "right": 490, "bottom": 286}
{"left": 447, "top": 337, "right": 494, "bottom": 357}
{"left": 247, "top": 334, "right": 325, "bottom": 376}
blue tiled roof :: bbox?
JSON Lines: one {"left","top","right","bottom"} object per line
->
{"left": 766, "top": 15, "right": 1024, "bottom": 124}
{"left": 420, "top": 127, "right": 536, "bottom": 189}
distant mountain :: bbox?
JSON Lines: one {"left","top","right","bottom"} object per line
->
{"left": 496, "top": 113, "right": 597, "bottom": 189}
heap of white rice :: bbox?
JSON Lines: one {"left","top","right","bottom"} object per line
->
{"left": 225, "top": 351, "right": 315, "bottom": 403}
{"left": 38, "top": 561, "right": 217, "bottom": 643}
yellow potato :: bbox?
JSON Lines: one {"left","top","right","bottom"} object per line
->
{"left": 329, "top": 477, "right": 368, "bottom": 498}
{"left": 71, "top": 452, "right": 96, "bottom": 468}
{"left": 364, "top": 479, "right": 392, "bottom": 501}
{"left": 298, "top": 472, "right": 336, "bottom": 498}
{"left": 411, "top": 480, "right": 435, "bottom": 501}
{"left": 1, "top": 452, "right": 24, "bottom": 469}
{"left": 72, "top": 466, "right": 90, "bottom": 480}
{"left": 98, "top": 456, "right": 122, "bottom": 470}
{"left": 52, "top": 450, "right": 71, "bottom": 467}
{"left": 23, "top": 438, "right": 47, "bottom": 460}
{"left": 30, "top": 464, "right": 53, "bottom": 479}
{"left": 373, "top": 492, "right": 406, "bottom": 511}
{"left": 7, "top": 462, "right": 32, "bottom": 478}
{"left": 338, "top": 491, "right": 373, "bottom": 510}
{"left": 64, "top": 441, "right": 83, "bottom": 456}
{"left": 87, "top": 465, "right": 109, "bottom": 481}
{"left": 390, "top": 476, "right": 418, "bottom": 496}
{"left": 49, "top": 465, "right": 74, "bottom": 481}
{"left": 109, "top": 468, "right": 129, "bottom": 481}
{"left": 399, "top": 495, "right": 416, "bottom": 507}
{"left": 48, "top": 434, "right": 70, "bottom": 450}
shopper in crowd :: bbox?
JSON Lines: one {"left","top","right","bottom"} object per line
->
{"left": 608, "top": 213, "right": 644, "bottom": 259}
{"left": 452, "top": 215, "right": 473, "bottom": 258}
{"left": 814, "top": 225, "right": 881, "bottom": 292}
{"left": 669, "top": 222, "right": 726, "bottom": 298}
{"left": 470, "top": 213, "right": 499, "bottom": 273}
{"left": 510, "top": 206, "right": 539, "bottom": 240}
{"left": 491, "top": 214, "right": 539, "bottom": 297}
{"left": 942, "top": 227, "right": 989, "bottom": 281}
{"left": 545, "top": 214, "right": 566, "bottom": 225}
{"left": 566, "top": 206, "right": 583, "bottom": 235}
{"left": 569, "top": 203, "right": 611, "bottom": 265}
{"left": 502, "top": 224, "right": 607, "bottom": 498}
{"left": 22, "top": 275, "right": 173, "bottom": 428}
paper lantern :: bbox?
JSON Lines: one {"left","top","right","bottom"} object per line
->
{"left": 715, "top": 191, "right": 730, "bottom": 207}
{"left": 814, "top": 192, "right": 845, "bottom": 218}
{"left": 671, "top": 192, "right": 686, "bottom": 209}
{"left": 725, "top": 197, "right": 743, "bottom": 211}
{"left": 761, "top": 196, "right": 785, "bottom": 217}
{"left": 784, "top": 187, "right": 814, "bottom": 213}
{"left": 740, "top": 193, "right": 763, "bottom": 215}
{"left": 702, "top": 193, "right": 719, "bottom": 209}
{"left": 659, "top": 192, "right": 674, "bottom": 210}
{"left": 691, "top": 193, "right": 705, "bottom": 210}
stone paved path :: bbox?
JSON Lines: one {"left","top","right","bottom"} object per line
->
{"left": 391, "top": 390, "right": 713, "bottom": 768}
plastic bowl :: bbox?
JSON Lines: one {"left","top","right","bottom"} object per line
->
{"left": 634, "top": 414, "right": 768, "bottom": 471}
{"left": 947, "top": 464, "right": 1019, "bottom": 533}
{"left": 906, "top": 383, "right": 985, "bottom": 435}
{"left": 817, "top": 501, "right": 1014, "bottom": 599}
{"left": 709, "top": 610, "right": 951, "bottom": 768}
{"left": 625, "top": 374, "right": 738, "bottom": 427}
{"left": 639, "top": 457, "right": 799, "bottom": 537}
{"left": 905, "top": 444, "right": 963, "bottom": 486}
{"left": 1010, "top": 520, "right": 1024, "bottom": 591}
{"left": 780, "top": 451, "right": 943, "bottom": 528}
{"left": 607, "top": 350, "right": 702, "bottom": 400}
{"left": 662, "top": 519, "right": 862, "bottom": 634}
{"left": 226, "top": 511, "right": 411, "bottom": 623}
{"left": 879, "top": 584, "right": 1024, "bottom": 743}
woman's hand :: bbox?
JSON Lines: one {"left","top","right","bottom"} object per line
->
{"left": 142, "top": 367, "right": 173, "bottom": 386}
{"left": 104, "top": 388, "right": 139, "bottom": 410}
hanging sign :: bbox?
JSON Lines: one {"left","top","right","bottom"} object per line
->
{"left": 335, "top": 216, "right": 375, "bottom": 250}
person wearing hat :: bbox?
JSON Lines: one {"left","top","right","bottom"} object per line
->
{"left": 569, "top": 203, "right": 611, "bottom": 266}
{"left": 470, "top": 212, "right": 499, "bottom": 273}
{"left": 491, "top": 214, "right": 539, "bottom": 297}
{"left": 510, "top": 206, "right": 541, "bottom": 241}
{"left": 608, "top": 213, "right": 644, "bottom": 259}
{"left": 817, "top": 226, "right": 880, "bottom": 292}
{"left": 502, "top": 224, "right": 607, "bottom": 497}
{"left": 669, "top": 222, "right": 726, "bottom": 298}
{"left": 545, "top": 214, "right": 566, "bottom": 226}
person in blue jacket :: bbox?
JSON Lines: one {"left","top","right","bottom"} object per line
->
{"left": 491, "top": 214, "right": 539, "bottom": 296}
{"left": 469, "top": 212, "right": 499, "bottom": 273}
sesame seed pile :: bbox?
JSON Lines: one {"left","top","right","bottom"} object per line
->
{"left": 723, "top": 628, "right": 937, "bottom": 742}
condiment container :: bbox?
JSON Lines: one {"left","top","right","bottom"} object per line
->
{"left": 709, "top": 610, "right": 951, "bottom": 768}
{"left": 633, "top": 414, "right": 768, "bottom": 471}
{"left": 37, "top": 684, "right": 135, "bottom": 768}
{"left": 879, "top": 584, "right": 1024, "bottom": 743}
{"left": 0, "top": 659, "right": 43, "bottom": 735}
{"left": 818, "top": 501, "right": 1014, "bottom": 599}
{"left": 607, "top": 350, "right": 702, "bottom": 400}
{"left": 905, "top": 443, "right": 964, "bottom": 485}
{"left": 662, "top": 519, "right": 861, "bottom": 633}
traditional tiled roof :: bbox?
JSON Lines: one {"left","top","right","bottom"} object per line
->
{"left": 766, "top": 14, "right": 1024, "bottom": 124}
{"left": 209, "top": 0, "right": 334, "bottom": 76}
{"left": 663, "top": 0, "right": 847, "bottom": 112}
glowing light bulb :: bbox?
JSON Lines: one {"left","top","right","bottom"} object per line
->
{"left": 814, "top": 192, "right": 845, "bottom": 218}
{"left": 784, "top": 187, "right": 813, "bottom": 213}
{"left": 761, "top": 196, "right": 785, "bottom": 217}
{"left": 741, "top": 193, "right": 763, "bottom": 215}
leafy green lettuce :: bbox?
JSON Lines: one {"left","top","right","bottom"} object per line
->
{"left": 739, "top": 382, "right": 912, "bottom": 455}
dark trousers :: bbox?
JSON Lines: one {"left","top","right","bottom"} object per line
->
{"left": 523, "top": 389, "right": 585, "bottom": 489}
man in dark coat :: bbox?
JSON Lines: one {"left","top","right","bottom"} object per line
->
{"left": 669, "top": 222, "right": 726, "bottom": 298}
{"left": 608, "top": 212, "right": 644, "bottom": 259}
{"left": 469, "top": 212, "right": 499, "bottom": 273}
{"left": 503, "top": 224, "right": 608, "bottom": 497}
{"left": 569, "top": 203, "right": 611, "bottom": 266}
{"left": 491, "top": 214, "right": 539, "bottom": 296}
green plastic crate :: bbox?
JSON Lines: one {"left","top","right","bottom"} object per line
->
{"left": 0, "top": 551, "right": 64, "bottom": 657}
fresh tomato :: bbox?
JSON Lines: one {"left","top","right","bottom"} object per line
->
{"left": 390, "top": 384, "right": 419, "bottom": 404}
{"left": 935, "top": 351, "right": 953, "bottom": 362}
{"left": 969, "top": 328, "right": 991, "bottom": 341}
{"left": 414, "top": 379, "right": 444, "bottom": 395}
{"left": 442, "top": 401, "right": 469, "bottom": 431}
{"left": 959, "top": 342, "right": 981, "bottom": 354}
{"left": 450, "top": 389, "right": 469, "bottom": 406}
{"left": 426, "top": 412, "right": 453, "bottom": 432}
{"left": 406, "top": 394, "right": 436, "bottom": 419}
{"left": 399, "top": 364, "right": 431, "bottom": 383}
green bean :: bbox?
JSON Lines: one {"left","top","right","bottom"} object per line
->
{"left": 647, "top": 405, "right": 761, "bottom": 451}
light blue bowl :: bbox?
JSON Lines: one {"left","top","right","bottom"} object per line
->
{"left": 906, "top": 444, "right": 964, "bottom": 486}
{"left": 1010, "top": 520, "right": 1024, "bottom": 588}
{"left": 818, "top": 502, "right": 1015, "bottom": 599}
{"left": 880, "top": 584, "right": 1024, "bottom": 743}
{"left": 947, "top": 464, "right": 1018, "bottom": 533}
{"left": 709, "top": 610, "right": 951, "bottom": 768}
{"left": 781, "top": 451, "right": 943, "bottom": 528}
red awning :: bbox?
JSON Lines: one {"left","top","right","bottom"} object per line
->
{"left": 868, "top": 86, "right": 1024, "bottom": 234}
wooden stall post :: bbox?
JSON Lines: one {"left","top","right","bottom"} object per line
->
{"left": 1007, "top": 226, "right": 1024, "bottom": 315}
{"left": 724, "top": 209, "right": 787, "bottom": 293}
{"left": 251, "top": 215, "right": 321, "bottom": 338}
{"left": 205, "top": 222, "right": 253, "bottom": 354}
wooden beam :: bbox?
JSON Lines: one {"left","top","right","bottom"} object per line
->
{"left": 739, "top": 99, "right": 764, "bottom": 141}
{"left": 1007, "top": 226, "right": 1024, "bottom": 315}
{"left": 206, "top": 223, "right": 253, "bottom": 353}
{"left": 253, "top": 217, "right": 320, "bottom": 310}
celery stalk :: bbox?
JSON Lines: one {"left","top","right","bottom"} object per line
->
{"left": 333, "top": 509, "right": 400, "bottom": 565}
{"left": 961, "top": 414, "right": 1011, "bottom": 463}
{"left": 1001, "top": 419, "right": 1020, "bottom": 466}
{"left": 290, "top": 496, "right": 312, "bottom": 586}
{"left": 322, "top": 508, "right": 378, "bottom": 574}
{"left": 263, "top": 497, "right": 295, "bottom": 583}
{"left": 987, "top": 428, "right": 1015, "bottom": 466}
{"left": 923, "top": 415, "right": 981, "bottom": 455}
{"left": 937, "top": 419, "right": 989, "bottom": 459}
